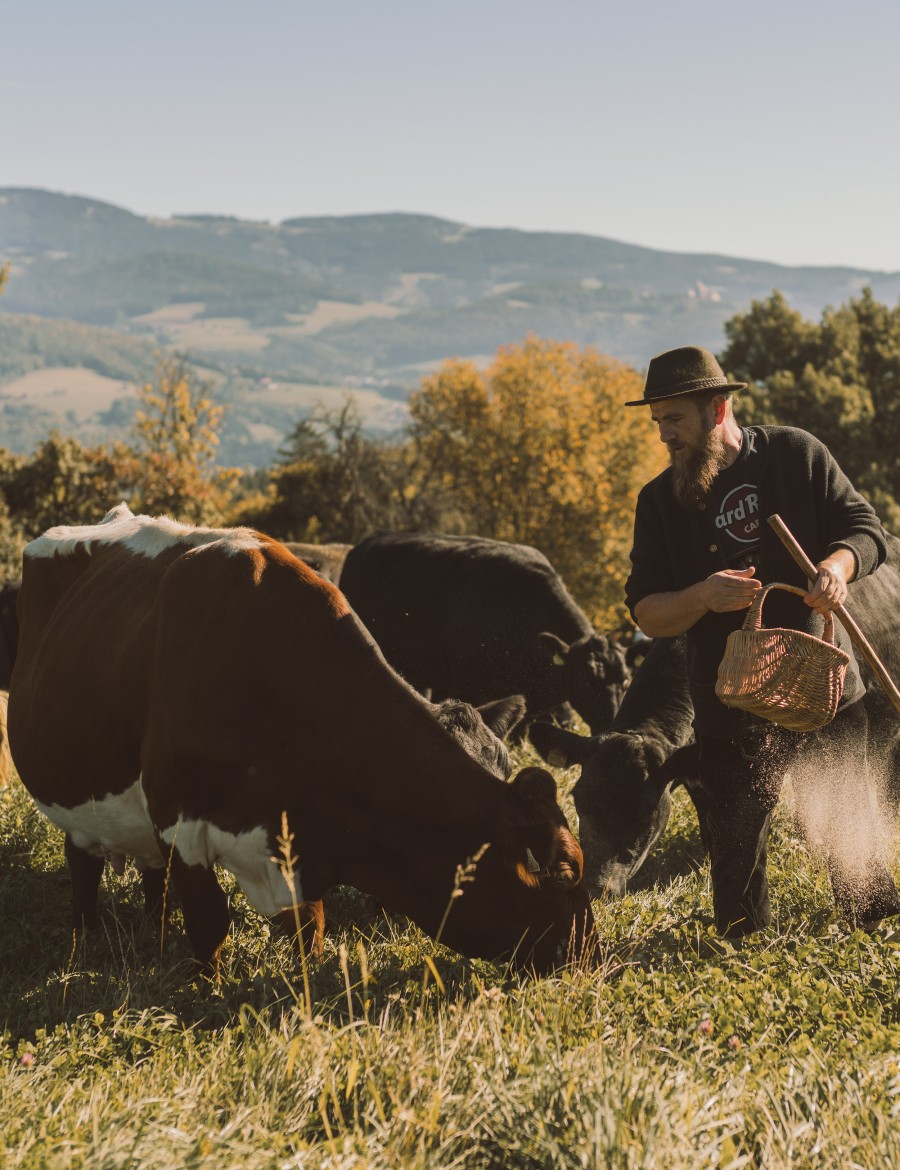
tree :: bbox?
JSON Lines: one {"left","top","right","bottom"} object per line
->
{"left": 0, "top": 433, "right": 134, "bottom": 583}
{"left": 720, "top": 289, "right": 900, "bottom": 528}
{"left": 241, "top": 399, "right": 414, "bottom": 542}
{"left": 128, "top": 356, "right": 237, "bottom": 524}
{"left": 407, "top": 337, "right": 663, "bottom": 628}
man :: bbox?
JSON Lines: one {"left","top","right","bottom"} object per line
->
{"left": 625, "top": 345, "right": 900, "bottom": 937}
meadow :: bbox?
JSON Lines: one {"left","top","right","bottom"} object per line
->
{"left": 2, "top": 740, "right": 900, "bottom": 1170}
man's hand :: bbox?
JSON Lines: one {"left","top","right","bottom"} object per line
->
{"left": 804, "top": 554, "right": 852, "bottom": 614}
{"left": 700, "top": 566, "right": 762, "bottom": 613}
{"left": 634, "top": 567, "right": 762, "bottom": 636}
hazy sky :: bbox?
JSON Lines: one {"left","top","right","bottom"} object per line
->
{"left": 4, "top": 0, "right": 899, "bottom": 270}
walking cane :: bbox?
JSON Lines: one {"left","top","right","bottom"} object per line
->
{"left": 767, "top": 514, "right": 900, "bottom": 715}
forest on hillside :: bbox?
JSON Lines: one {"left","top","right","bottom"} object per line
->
{"left": 0, "top": 284, "right": 897, "bottom": 631}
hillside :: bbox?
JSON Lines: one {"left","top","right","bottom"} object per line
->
{"left": 2, "top": 187, "right": 899, "bottom": 465}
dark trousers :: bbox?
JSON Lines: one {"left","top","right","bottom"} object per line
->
{"left": 693, "top": 700, "right": 900, "bottom": 937}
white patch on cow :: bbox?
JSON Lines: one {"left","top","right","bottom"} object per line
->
{"left": 159, "top": 819, "right": 303, "bottom": 916}
{"left": 25, "top": 502, "right": 263, "bottom": 561}
{"left": 35, "top": 778, "right": 164, "bottom": 870}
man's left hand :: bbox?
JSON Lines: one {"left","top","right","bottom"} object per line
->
{"left": 804, "top": 555, "right": 851, "bottom": 614}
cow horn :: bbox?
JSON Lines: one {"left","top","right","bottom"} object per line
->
{"left": 525, "top": 848, "right": 541, "bottom": 874}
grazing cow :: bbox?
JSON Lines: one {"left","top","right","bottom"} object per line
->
{"left": 0, "top": 584, "right": 18, "bottom": 691}
{"left": 339, "top": 531, "right": 633, "bottom": 733}
{"left": 283, "top": 542, "right": 352, "bottom": 586}
{"left": 530, "top": 636, "right": 696, "bottom": 899}
{"left": 530, "top": 532, "right": 900, "bottom": 898}
{"left": 8, "top": 506, "right": 595, "bottom": 975}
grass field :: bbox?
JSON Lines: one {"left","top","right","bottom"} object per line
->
{"left": 2, "top": 740, "right": 900, "bottom": 1169}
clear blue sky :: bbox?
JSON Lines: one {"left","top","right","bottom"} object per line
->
{"left": 4, "top": 0, "right": 899, "bottom": 270}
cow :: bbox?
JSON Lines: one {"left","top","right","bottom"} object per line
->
{"left": 0, "top": 583, "right": 18, "bottom": 691}
{"left": 530, "top": 532, "right": 900, "bottom": 899}
{"left": 530, "top": 636, "right": 696, "bottom": 899}
{"left": 8, "top": 505, "right": 595, "bottom": 976}
{"left": 339, "top": 531, "right": 633, "bottom": 734}
{"left": 283, "top": 542, "right": 352, "bottom": 586}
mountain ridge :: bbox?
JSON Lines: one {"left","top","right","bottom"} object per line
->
{"left": 2, "top": 187, "right": 898, "bottom": 467}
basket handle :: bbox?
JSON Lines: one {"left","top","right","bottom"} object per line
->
{"left": 741, "top": 582, "right": 836, "bottom": 644}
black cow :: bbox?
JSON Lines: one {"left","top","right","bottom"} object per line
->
{"left": 339, "top": 531, "right": 632, "bottom": 734}
{"left": 530, "top": 532, "right": 900, "bottom": 897}
{"left": 530, "top": 636, "right": 696, "bottom": 898}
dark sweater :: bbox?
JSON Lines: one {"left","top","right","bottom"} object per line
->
{"left": 625, "top": 426, "right": 887, "bottom": 736}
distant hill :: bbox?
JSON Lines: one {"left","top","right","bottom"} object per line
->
{"left": 2, "top": 187, "right": 899, "bottom": 466}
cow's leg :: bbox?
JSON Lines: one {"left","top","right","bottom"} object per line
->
{"left": 140, "top": 867, "right": 168, "bottom": 922}
{"left": 278, "top": 899, "right": 325, "bottom": 961}
{"left": 167, "top": 849, "right": 231, "bottom": 975}
{"left": 65, "top": 834, "right": 105, "bottom": 929}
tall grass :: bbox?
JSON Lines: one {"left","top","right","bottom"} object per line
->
{"left": 2, "top": 744, "right": 900, "bottom": 1169}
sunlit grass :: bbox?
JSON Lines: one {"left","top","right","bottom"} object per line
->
{"left": 3, "top": 747, "right": 900, "bottom": 1169}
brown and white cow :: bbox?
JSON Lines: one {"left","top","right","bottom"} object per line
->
{"left": 9, "top": 505, "right": 595, "bottom": 975}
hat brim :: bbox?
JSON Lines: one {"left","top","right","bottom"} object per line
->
{"left": 624, "top": 380, "right": 748, "bottom": 407}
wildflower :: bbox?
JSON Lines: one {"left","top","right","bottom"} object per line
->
{"left": 20, "top": 1053, "right": 35, "bottom": 1068}
{"left": 727, "top": 1035, "right": 741, "bottom": 1051}
{"left": 697, "top": 1017, "right": 714, "bottom": 1036}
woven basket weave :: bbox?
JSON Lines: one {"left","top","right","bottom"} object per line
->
{"left": 715, "top": 582, "right": 850, "bottom": 732}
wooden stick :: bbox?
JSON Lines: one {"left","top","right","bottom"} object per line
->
{"left": 767, "top": 513, "right": 900, "bottom": 714}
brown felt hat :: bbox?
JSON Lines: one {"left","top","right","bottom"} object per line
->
{"left": 624, "top": 345, "right": 747, "bottom": 407}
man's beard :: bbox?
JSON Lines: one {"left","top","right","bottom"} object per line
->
{"left": 670, "top": 419, "right": 728, "bottom": 509}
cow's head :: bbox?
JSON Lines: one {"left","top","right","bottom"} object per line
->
{"left": 537, "top": 632, "right": 630, "bottom": 734}
{"left": 437, "top": 766, "right": 597, "bottom": 973}
{"left": 431, "top": 695, "right": 526, "bottom": 779}
{"left": 529, "top": 723, "right": 697, "bottom": 899}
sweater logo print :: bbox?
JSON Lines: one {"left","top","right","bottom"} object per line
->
{"left": 715, "top": 484, "right": 759, "bottom": 542}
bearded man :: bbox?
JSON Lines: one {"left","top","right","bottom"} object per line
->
{"left": 624, "top": 345, "right": 900, "bottom": 938}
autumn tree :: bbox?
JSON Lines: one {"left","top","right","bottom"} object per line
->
{"left": 0, "top": 433, "right": 130, "bottom": 536}
{"left": 241, "top": 399, "right": 416, "bottom": 542}
{"left": 407, "top": 337, "right": 664, "bottom": 627}
{"left": 0, "top": 433, "right": 135, "bottom": 581}
{"left": 720, "top": 289, "right": 900, "bottom": 528}
{"left": 128, "top": 356, "right": 237, "bottom": 524}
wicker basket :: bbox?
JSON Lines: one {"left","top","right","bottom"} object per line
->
{"left": 715, "top": 582, "right": 850, "bottom": 732}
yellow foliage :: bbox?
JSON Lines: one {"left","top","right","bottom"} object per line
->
{"left": 408, "top": 337, "right": 664, "bottom": 628}
{"left": 129, "top": 357, "right": 237, "bottom": 525}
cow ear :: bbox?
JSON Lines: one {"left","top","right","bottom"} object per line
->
{"left": 653, "top": 740, "right": 700, "bottom": 791}
{"left": 529, "top": 722, "right": 596, "bottom": 769}
{"left": 510, "top": 766, "right": 558, "bottom": 808}
{"left": 477, "top": 694, "right": 526, "bottom": 739}
{"left": 537, "top": 631, "right": 569, "bottom": 667}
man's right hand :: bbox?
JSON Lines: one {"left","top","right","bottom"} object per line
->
{"left": 634, "top": 567, "right": 763, "bottom": 637}
{"left": 700, "top": 566, "right": 762, "bottom": 613}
